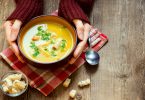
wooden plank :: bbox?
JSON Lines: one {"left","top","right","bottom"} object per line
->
{"left": 91, "top": 0, "right": 145, "bottom": 100}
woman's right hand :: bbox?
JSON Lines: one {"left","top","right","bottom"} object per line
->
{"left": 4, "top": 19, "right": 24, "bottom": 62}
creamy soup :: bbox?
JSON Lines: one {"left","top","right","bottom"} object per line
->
{"left": 21, "top": 22, "right": 73, "bottom": 63}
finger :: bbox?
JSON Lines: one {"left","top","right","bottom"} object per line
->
{"left": 4, "top": 21, "right": 13, "bottom": 43}
{"left": 73, "top": 19, "right": 84, "bottom": 40}
{"left": 74, "top": 41, "right": 86, "bottom": 58}
{"left": 10, "top": 42, "right": 24, "bottom": 63}
{"left": 83, "top": 23, "right": 92, "bottom": 42}
{"left": 73, "top": 24, "right": 91, "bottom": 58}
{"left": 69, "top": 41, "right": 86, "bottom": 64}
{"left": 69, "top": 24, "right": 92, "bottom": 64}
{"left": 11, "top": 20, "right": 22, "bottom": 41}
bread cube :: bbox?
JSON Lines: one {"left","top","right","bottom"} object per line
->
{"left": 63, "top": 78, "right": 71, "bottom": 88}
{"left": 78, "top": 79, "right": 90, "bottom": 87}
{"left": 13, "top": 80, "right": 26, "bottom": 90}
{"left": 32, "top": 36, "right": 41, "bottom": 41}
{"left": 69, "top": 90, "right": 77, "bottom": 98}
{"left": 6, "top": 74, "right": 22, "bottom": 81}
{"left": 9, "top": 87, "right": 18, "bottom": 94}
{"left": 2, "top": 86, "right": 9, "bottom": 92}
{"left": 3, "top": 78, "right": 13, "bottom": 87}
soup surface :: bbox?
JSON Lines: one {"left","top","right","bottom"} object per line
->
{"left": 21, "top": 22, "right": 73, "bottom": 63}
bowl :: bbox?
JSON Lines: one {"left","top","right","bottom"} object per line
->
{"left": 17, "top": 15, "right": 77, "bottom": 68}
{"left": 0, "top": 71, "right": 28, "bottom": 97}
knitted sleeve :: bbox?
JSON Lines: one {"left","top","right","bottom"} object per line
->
{"left": 58, "top": 0, "right": 93, "bottom": 23}
{"left": 7, "top": 0, "right": 43, "bottom": 24}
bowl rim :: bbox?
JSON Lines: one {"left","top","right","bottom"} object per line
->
{"left": 17, "top": 15, "right": 77, "bottom": 65}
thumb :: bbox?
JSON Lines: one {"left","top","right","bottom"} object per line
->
{"left": 69, "top": 41, "right": 86, "bottom": 64}
{"left": 10, "top": 20, "right": 22, "bottom": 41}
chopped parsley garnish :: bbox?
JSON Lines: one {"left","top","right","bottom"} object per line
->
{"left": 50, "top": 51, "right": 57, "bottom": 57}
{"left": 30, "top": 25, "right": 68, "bottom": 58}
{"left": 36, "top": 26, "right": 51, "bottom": 41}
{"left": 36, "top": 31, "right": 43, "bottom": 36}
{"left": 33, "top": 51, "right": 40, "bottom": 57}
{"left": 60, "top": 40, "right": 66, "bottom": 49}
{"left": 50, "top": 39, "right": 55, "bottom": 44}
{"left": 41, "top": 32, "right": 51, "bottom": 40}
{"left": 37, "top": 26, "right": 43, "bottom": 31}
{"left": 30, "top": 42, "right": 36, "bottom": 49}
{"left": 30, "top": 42, "right": 40, "bottom": 57}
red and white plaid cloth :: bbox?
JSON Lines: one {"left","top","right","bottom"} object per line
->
{"left": 0, "top": 11, "right": 108, "bottom": 96}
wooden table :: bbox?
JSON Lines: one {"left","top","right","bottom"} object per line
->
{"left": 0, "top": 0, "right": 145, "bottom": 100}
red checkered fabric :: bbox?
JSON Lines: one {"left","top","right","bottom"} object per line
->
{"left": 0, "top": 11, "right": 108, "bottom": 96}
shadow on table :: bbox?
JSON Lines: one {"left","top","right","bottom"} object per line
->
{"left": 84, "top": 62, "right": 99, "bottom": 75}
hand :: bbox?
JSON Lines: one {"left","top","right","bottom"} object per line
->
{"left": 4, "top": 19, "right": 24, "bottom": 62}
{"left": 69, "top": 19, "right": 91, "bottom": 64}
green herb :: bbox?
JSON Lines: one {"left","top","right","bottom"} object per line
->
{"left": 41, "top": 32, "right": 51, "bottom": 40}
{"left": 30, "top": 42, "right": 40, "bottom": 57}
{"left": 36, "top": 31, "right": 43, "bottom": 36}
{"left": 33, "top": 51, "right": 40, "bottom": 57}
{"left": 60, "top": 40, "right": 66, "bottom": 49}
{"left": 30, "top": 42, "right": 36, "bottom": 49}
{"left": 36, "top": 26, "right": 51, "bottom": 41}
{"left": 37, "top": 26, "right": 43, "bottom": 31}
{"left": 50, "top": 51, "right": 57, "bottom": 57}
{"left": 50, "top": 39, "right": 55, "bottom": 44}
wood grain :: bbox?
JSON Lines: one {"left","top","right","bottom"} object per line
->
{"left": 0, "top": 0, "right": 145, "bottom": 100}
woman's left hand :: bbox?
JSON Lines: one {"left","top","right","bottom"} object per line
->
{"left": 69, "top": 19, "right": 91, "bottom": 64}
